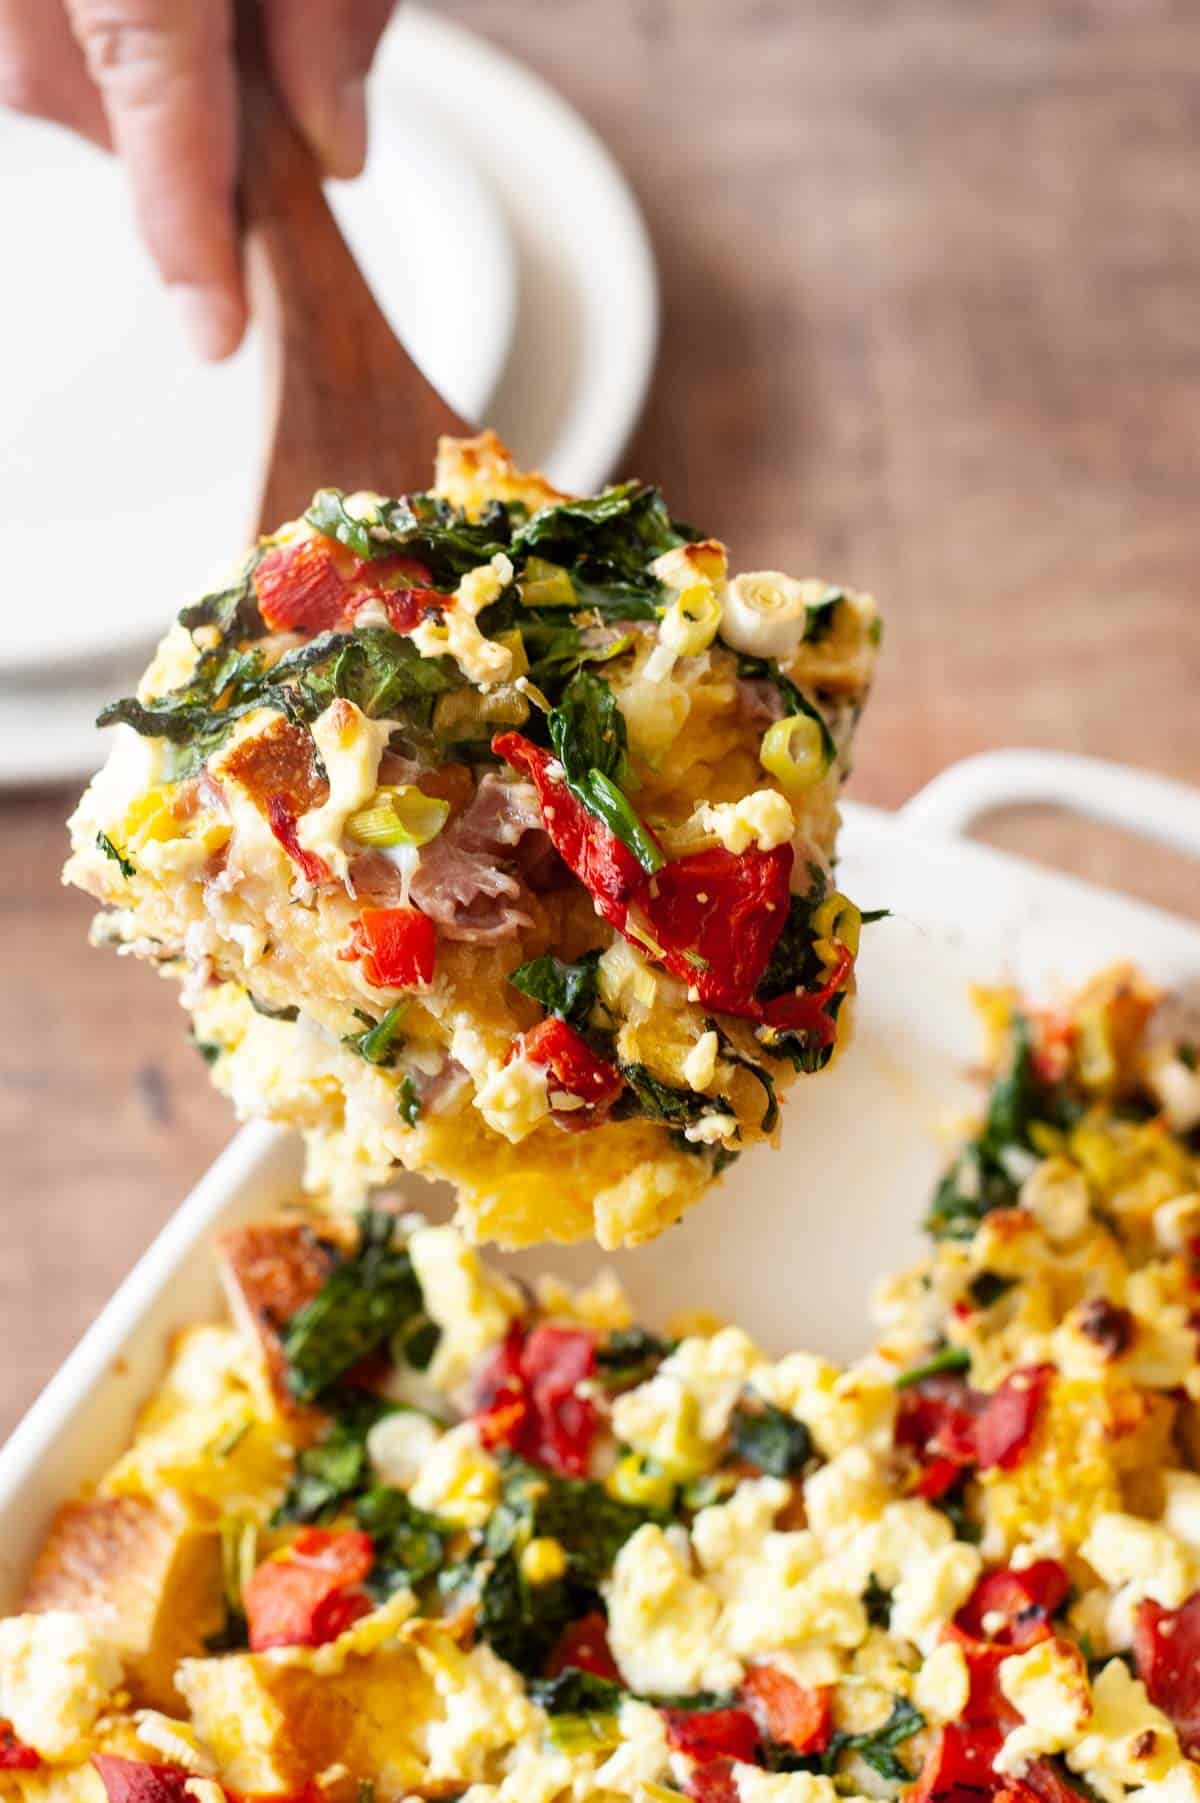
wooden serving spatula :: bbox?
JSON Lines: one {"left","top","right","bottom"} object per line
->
{"left": 236, "top": 0, "right": 472, "bottom": 535}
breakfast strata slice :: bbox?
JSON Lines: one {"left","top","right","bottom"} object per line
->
{"left": 65, "top": 433, "right": 880, "bottom": 1247}
{"left": 6, "top": 969, "right": 1200, "bottom": 1803}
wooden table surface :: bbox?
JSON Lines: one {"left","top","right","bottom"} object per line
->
{"left": 3, "top": 0, "right": 1199, "bottom": 1438}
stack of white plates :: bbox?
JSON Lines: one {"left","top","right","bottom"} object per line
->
{"left": 0, "top": 6, "right": 657, "bottom": 788}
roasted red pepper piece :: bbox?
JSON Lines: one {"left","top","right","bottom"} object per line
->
{"left": 350, "top": 905, "right": 437, "bottom": 988}
{"left": 684, "top": 1760, "right": 743, "bottom": 1803}
{"left": 896, "top": 1365, "right": 1052, "bottom": 1490}
{"left": 266, "top": 794, "right": 330, "bottom": 886}
{"left": 909, "top": 1722, "right": 1006, "bottom": 1803}
{"left": 519, "top": 1017, "right": 624, "bottom": 1113}
{"left": 545, "top": 1611, "right": 623, "bottom": 1683}
{"left": 662, "top": 1707, "right": 761, "bottom": 1767}
{"left": 357, "top": 584, "right": 447, "bottom": 633}
{"left": 941, "top": 1624, "right": 1023, "bottom": 1725}
{"left": 1135, "top": 1592, "right": 1200, "bottom": 1755}
{"left": 255, "top": 538, "right": 350, "bottom": 633}
{"left": 956, "top": 1560, "right": 1070, "bottom": 1649}
{"left": 0, "top": 1723, "right": 39, "bottom": 1773}
{"left": 759, "top": 943, "right": 854, "bottom": 1045}
{"left": 974, "top": 1365, "right": 1054, "bottom": 1470}
{"left": 740, "top": 1665, "right": 832, "bottom": 1753}
{"left": 92, "top": 1759, "right": 194, "bottom": 1803}
{"left": 641, "top": 845, "right": 793, "bottom": 1016}
{"left": 492, "top": 732, "right": 647, "bottom": 925}
{"left": 243, "top": 1527, "right": 373, "bottom": 1652}
{"left": 895, "top": 1373, "right": 979, "bottom": 1471}
{"left": 472, "top": 1322, "right": 598, "bottom": 1478}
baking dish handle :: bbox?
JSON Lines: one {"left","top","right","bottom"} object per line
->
{"left": 900, "top": 749, "right": 1200, "bottom": 861}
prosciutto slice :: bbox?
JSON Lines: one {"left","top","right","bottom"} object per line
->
{"left": 350, "top": 773, "right": 548, "bottom": 944}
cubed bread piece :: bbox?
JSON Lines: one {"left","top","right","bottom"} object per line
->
{"left": 22, "top": 1497, "right": 222, "bottom": 1710}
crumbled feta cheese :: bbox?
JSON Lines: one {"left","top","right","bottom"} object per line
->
{"left": 1019, "top": 1158, "right": 1091, "bottom": 1244}
{"left": 605, "top": 1524, "right": 740, "bottom": 1697}
{"left": 734, "top": 1767, "right": 847, "bottom": 1803}
{"left": 473, "top": 1055, "right": 551, "bottom": 1144}
{"left": 696, "top": 791, "right": 797, "bottom": 855}
{"left": 754, "top": 1354, "right": 897, "bottom": 1459}
{"left": 1163, "top": 1472, "right": 1200, "bottom": 1551}
{"left": 410, "top": 555, "right": 515, "bottom": 688}
{"left": 995, "top": 1639, "right": 1093, "bottom": 1775}
{"left": 889, "top": 1541, "right": 983, "bottom": 1654}
{"left": 1081, "top": 1512, "right": 1196, "bottom": 1609}
{"left": 408, "top": 1225, "right": 522, "bottom": 1399}
{"left": 684, "top": 1029, "right": 721, "bottom": 1092}
{"left": 912, "top": 1641, "right": 971, "bottom": 1726}
{"left": 0, "top": 1611, "right": 123, "bottom": 1759}
{"left": 1066, "top": 1660, "right": 1180, "bottom": 1803}
{"left": 409, "top": 1422, "right": 499, "bottom": 1527}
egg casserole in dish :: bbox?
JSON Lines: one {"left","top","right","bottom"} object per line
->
{"left": 63, "top": 435, "right": 879, "bottom": 1250}
{"left": 6, "top": 966, "right": 1200, "bottom": 1803}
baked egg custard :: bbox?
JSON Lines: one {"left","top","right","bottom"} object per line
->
{"left": 7, "top": 968, "right": 1200, "bottom": 1803}
{"left": 65, "top": 434, "right": 880, "bottom": 1248}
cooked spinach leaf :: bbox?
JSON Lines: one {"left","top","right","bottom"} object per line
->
{"left": 247, "top": 992, "right": 300, "bottom": 1023}
{"left": 177, "top": 560, "right": 265, "bottom": 644}
{"left": 343, "top": 1004, "right": 407, "bottom": 1068}
{"left": 306, "top": 488, "right": 507, "bottom": 583}
{"left": 96, "top": 831, "right": 135, "bottom": 878}
{"left": 825, "top": 1697, "right": 924, "bottom": 1782}
{"left": 616, "top": 1063, "right": 736, "bottom": 1133}
{"left": 967, "top": 1271, "right": 1017, "bottom": 1310}
{"left": 274, "top": 1392, "right": 391, "bottom": 1524}
{"left": 354, "top": 1484, "right": 451, "bottom": 1595}
{"left": 546, "top": 671, "right": 663, "bottom": 873}
{"left": 509, "top": 950, "right": 603, "bottom": 1030}
{"left": 707, "top": 1021, "right": 779, "bottom": 1133}
{"left": 468, "top": 1454, "right": 655, "bottom": 1674}
{"left": 282, "top": 1209, "right": 423, "bottom": 1404}
{"left": 530, "top": 1670, "right": 625, "bottom": 1715}
{"left": 595, "top": 1327, "right": 675, "bottom": 1391}
{"left": 925, "top": 1012, "right": 1084, "bottom": 1242}
{"left": 397, "top": 1076, "right": 421, "bottom": 1125}
{"left": 863, "top": 1574, "right": 892, "bottom": 1628}
{"left": 509, "top": 483, "right": 695, "bottom": 617}
{"left": 730, "top": 1401, "right": 811, "bottom": 1476}
{"left": 98, "top": 627, "right": 460, "bottom": 777}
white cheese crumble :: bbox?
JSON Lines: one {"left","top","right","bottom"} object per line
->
{"left": 473, "top": 1054, "right": 552, "bottom": 1144}
{"left": 297, "top": 700, "right": 394, "bottom": 883}
{"left": 696, "top": 790, "right": 797, "bottom": 855}
{"left": 410, "top": 554, "right": 515, "bottom": 688}
{"left": 0, "top": 1611, "right": 123, "bottom": 1759}
{"left": 408, "top": 1224, "right": 523, "bottom": 1399}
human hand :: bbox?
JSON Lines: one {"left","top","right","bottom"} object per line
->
{"left": 0, "top": 0, "right": 396, "bottom": 359}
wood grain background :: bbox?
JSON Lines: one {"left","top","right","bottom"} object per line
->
{"left": 3, "top": 0, "right": 1199, "bottom": 1436}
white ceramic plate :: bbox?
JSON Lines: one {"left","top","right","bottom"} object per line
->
{"left": 2, "top": 749, "right": 1198, "bottom": 1602}
{"left": 0, "top": 5, "right": 658, "bottom": 785}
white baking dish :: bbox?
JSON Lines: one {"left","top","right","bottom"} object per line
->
{"left": 4, "top": 749, "right": 1200, "bottom": 1610}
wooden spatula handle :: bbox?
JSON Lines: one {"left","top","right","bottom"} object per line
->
{"left": 235, "top": 0, "right": 469, "bottom": 533}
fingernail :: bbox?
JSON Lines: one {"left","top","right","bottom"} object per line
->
{"left": 320, "top": 78, "right": 368, "bottom": 179}
{"left": 173, "top": 285, "right": 244, "bottom": 362}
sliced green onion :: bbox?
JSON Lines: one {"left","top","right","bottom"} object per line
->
{"left": 220, "top": 1515, "right": 259, "bottom": 1615}
{"left": 811, "top": 891, "right": 863, "bottom": 958}
{"left": 658, "top": 582, "right": 722, "bottom": 657}
{"left": 433, "top": 686, "right": 530, "bottom": 739}
{"left": 894, "top": 1345, "right": 971, "bottom": 1389}
{"left": 546, "top": 1713, "right": 621, "bottom": 1757}
{"left": 345, "top": 785, "right": 450, "bottom": 849}
{"left": 495, "top": 628, "right": 530, "bottom": 679}
{"left": 760, "top": 713, "right": 828, "bottom": 795}
{"left": 519, "top": 557, "right": 576, "bottom": 608}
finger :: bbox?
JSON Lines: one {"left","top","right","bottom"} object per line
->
{"left": 265, "top": 0, "right": 396, "bottom": 180}
{"left": 0, "top": 0, "right": 110, "bottom": 146}
{"left": 65, "top": 0, "right": 245, "bottom": 360}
